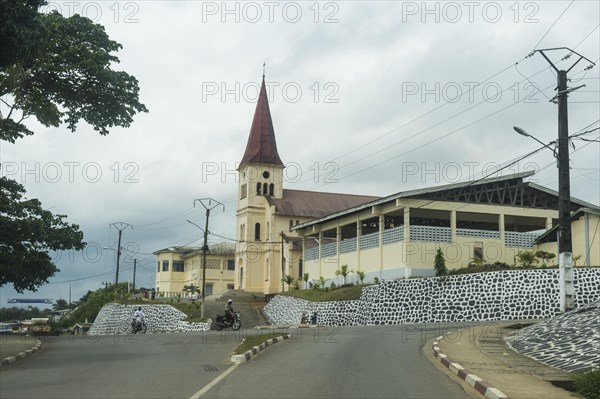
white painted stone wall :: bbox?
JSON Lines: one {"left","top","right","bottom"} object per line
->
{"left": 264, "top": 268, "right": 600, "bottom": 326}
{"left": 506, "top": 300, "right": 600, "bottom": 373}
{"left": 88, "top": 304, "right": 211, "bottom": 335}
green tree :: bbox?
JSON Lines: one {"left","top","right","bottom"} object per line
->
{"left": 283, "top": 275, "right": 294, "bottom": 291}
{"left": 0, "top": 1, "right": 147, "bottom": 293}
{"left": 0, "top": 1, "right": 148, "bottom": 143}
{"left": 53, "top": 299, "right": 69, "bottom": 311}
{"left": 356, "top": 270, "right": 366, "bottom": 285}
{"left": 302, "top": 273, "right": 309, "bottom": 289}
{"left": 516, "top": 251, "right": 538, "bottom": 268}
{"left": 434, "top": 248, "right": 448, "bottom": 276}
{"left": 0, "top": 177, "right": 86, "bottom": 292}
{"left": 335, "top": 265, "right": 354, "bottom": 285}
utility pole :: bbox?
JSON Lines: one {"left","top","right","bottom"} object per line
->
{"left": 534, "top": 47, "right": 595, "bottom": 312}
{"left": 109, "top": 222, "right": 133, "bottom": 290}
{"left": 193, "top": 199, "right": 225, "bottom": 320}
{"left": 133, "top": 259, "right": 137, "bottom": 293}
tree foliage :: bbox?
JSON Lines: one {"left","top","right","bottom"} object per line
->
{"left": 0, "top": 176, "right": 85, "bottom": 292}
{"left": 434, "top": 248, "right": 448, "bottom": 276}
{"left": 0, "top": 1, "right": 147, "bottom": 292}
{"left": 0, "top": 0, "right": 148, "bottom": 143}
{"left": 335, "top": 264, "right": 354, "bottom": 285}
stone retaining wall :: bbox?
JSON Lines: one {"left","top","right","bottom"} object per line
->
{"left": 506, "top": 300, "right": 600, "bottom": 373}
{"left": 264, "top": 268, "right": 600, "bottom": 326}
{"left": 88, "top": 304, "right": 211, "bottom": 335}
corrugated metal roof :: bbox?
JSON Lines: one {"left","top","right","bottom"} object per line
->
{"left": 239, "top": 77, "right": 283, "bottom": 167}
{"left": 292, "top": 171, "right": 597, "bottom": 230}
{"left": 269, "top": 189, "right": 380, "bottom": 218}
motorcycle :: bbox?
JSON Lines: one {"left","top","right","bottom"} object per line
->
{"left": 214, "top": 312, "right": 241, "bottom": 331}
{"left": 131, "top": 318, "right": 147, "bottom": 334}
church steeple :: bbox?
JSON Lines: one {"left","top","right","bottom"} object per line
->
{"left": 239, "top": 76, "right": 284, "bottom": 167}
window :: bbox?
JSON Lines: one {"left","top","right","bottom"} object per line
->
{"left": 474, "top": 242, "right": 484, "bottom": 260}
{"left": 255, "top": 223, "right": 261, "bottom": 241}
{"left": 289, "top": 220, "right": 293, "bottom": 231}
{"left": 241, "top": 183, "right": 247, "bottom": 199}
{"left": 227, "top": 284, "right": 235, "bottom": 290}
{"left": 256, "top": 183, "right": 262, "bottom": 195}
{"left": 205, "top": 284, "right": 213, "bottom": 296}
{"left": 263, "top": 182, "right": 268, "bottom": 195}
{"left": 173, "top": 261, "right": 184, "bottom": 272}
{"left": 269, "top": 183, "right": 274, "bottom": 196}
{"left": 227, "top": 259, "right": 235, "bottom": 271}
{"left": 162, "top": 260, "right": 169, "bottom": 272}
{"left": 299, "top": 259, "right": 303, "bottom": 278}
{"left": 157, "top": 261, "right": 160, "bottom": 272}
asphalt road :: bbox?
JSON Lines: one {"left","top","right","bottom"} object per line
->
{"left": 1, "top": 324, "right": 472, "bottom": 399}
{"left": 0, "top": 331, "right": 244, "bottom": 399}
{"left": 200, "top": 324, "right": 471, "bottom": 399}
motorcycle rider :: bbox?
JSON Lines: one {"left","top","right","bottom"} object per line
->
{"left": 225, "top": 299, "right": 234, "bottom": 325}
{"left": 133, "top": 306, "right": 145, "bottom": 329}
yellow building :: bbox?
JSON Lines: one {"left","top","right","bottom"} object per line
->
{"left": 234, "top": 76, "right": 377, "bottom": 296}
{"left": 293, "top": 174, "right": 599, "bottom": 284}
{"left": 536, "top": 208, "right": 600, "bottom": 267}
{"left": 233, "top": 75, "right": 599, "bottom": 297}
{"left": 154, "top": 243, "right": 236, "bottom": 298}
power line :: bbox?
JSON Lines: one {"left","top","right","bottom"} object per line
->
{"left": 532, "top": 0, "right": 574, "bottom": 50}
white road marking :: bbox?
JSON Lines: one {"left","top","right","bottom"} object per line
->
{"left": 189, "top": 362, "right": 241, "bottom": 399}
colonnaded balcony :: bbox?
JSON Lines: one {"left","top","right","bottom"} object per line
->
{"left": 302, "top": 208, "right": 551, "bottom": 273}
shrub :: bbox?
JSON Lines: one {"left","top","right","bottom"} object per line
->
{"left": 574, "top": 369, "right": 600, "bottom": 399}
{"left": 434, "top": 248, "right": 447, "bottom": 276}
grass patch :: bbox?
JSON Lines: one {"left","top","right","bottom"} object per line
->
{"left": 233, "top": 331, "right": 289, "bottom": 355}
{"left": 280, "top": 285, "right": 364, "bottom": 301}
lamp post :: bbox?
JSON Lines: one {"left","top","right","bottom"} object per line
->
{"left": 513, "top": 126, "right": 572, "bottom": 311}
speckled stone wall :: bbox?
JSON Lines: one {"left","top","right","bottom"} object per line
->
{"left": 506, "top": 300, "right": 600, "bottom": 373}
{"left": 88, "top": 304, "right": 211, "bottom": 335}
{"left": 264, "top": 268, "right": 600, "bottom": 326}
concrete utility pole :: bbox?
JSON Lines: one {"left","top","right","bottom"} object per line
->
{"left": 534, "top": 47, "right": 595, "bottom": 312}
{"left": 132, "top": 259, "right": 137, "bottom": 293}
{"left": 109, "top": 222, "right": 133, "bottom": 289}
{"left": 192, "top": 199, "right": 225, "bottom": 320}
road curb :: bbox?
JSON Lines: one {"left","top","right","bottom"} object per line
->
{"left": 230, "top": 334, "right": 291, "bottom": 363}
{"left": 0, "top": 338, "right": 42, "bottom": 368}
{"left": 432, "top": 332, "right": 508, "bottom": 399}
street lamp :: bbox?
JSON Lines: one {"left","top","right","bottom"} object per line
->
{"left": 513, "top": 125, "right": 573, "bottom": 312}
{"left": 513, "top": 126, "right": 558, "bottom": 158}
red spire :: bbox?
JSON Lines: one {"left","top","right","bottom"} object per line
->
{"left": 239, "top": 77, "right": 283, "bottom": 167}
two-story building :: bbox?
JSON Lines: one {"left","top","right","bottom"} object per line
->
{"left": 154, "top": 243, "right": 236, "bottom": 298}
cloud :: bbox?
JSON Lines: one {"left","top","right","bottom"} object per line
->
{"left": 1, "top": 0, "right": 598, "bottom": 304}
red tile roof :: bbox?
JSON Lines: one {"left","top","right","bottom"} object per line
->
{"left": 268, "top": 189, "right": 381, "bottom": 218}
{"left": 239, "top": 77, "right": 283, "bottom": 167}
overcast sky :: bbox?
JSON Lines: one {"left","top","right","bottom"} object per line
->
{"left": 1, "top": 0, "right": 599, "bottom": 306}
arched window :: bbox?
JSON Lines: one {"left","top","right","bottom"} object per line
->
{"left": 263, "top": 183, "right": 268, "bottom": 196}
{"left": 255, "top": 223, "right": 261, "bottom": 241}
{"left": 289, "top": 220, "right": 293, "bottom": 231}
{"left": 269, "top": 183, "right": 274, "bottom": 196}
{"left": 256, "top": 183, "right": 262, "bottom": 195}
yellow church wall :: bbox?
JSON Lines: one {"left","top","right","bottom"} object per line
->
{"left": 571, "top": 214, "right": 599, "bottom": 266}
